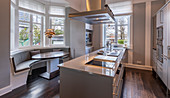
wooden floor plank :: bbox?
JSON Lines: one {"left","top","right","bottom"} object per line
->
{"left": 1, "top": 68, "right": 167, "bottom": 98}
{"left": 122, "top": 68, "right": 166, "bottom": 98}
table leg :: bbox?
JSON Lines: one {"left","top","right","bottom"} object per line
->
{"left": 40, "top": 58, "right": 60, "bottom": 79}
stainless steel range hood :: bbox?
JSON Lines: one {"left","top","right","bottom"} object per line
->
{"left": 69, "top": 0, "right": 115, "bottom": 24}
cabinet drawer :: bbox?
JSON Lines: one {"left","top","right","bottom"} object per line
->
{"left": 113, "top": 65, "right": 124, "bottom": 86}
{"left": 113, "top": 79, "right": 123, "bottom": 98}
{"left": 157, "top": 65, "right": 163, "bottom": 78}
{"left": 152, "top": 60, "right": 157, "bottom": 71}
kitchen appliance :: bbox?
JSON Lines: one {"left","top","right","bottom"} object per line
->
{"left": 86, "top": 30, "right": 92, "bottom": 45}
{"left": 69, "top": 0, "right": 115, "bottom": 24}
{"left": 157, "top": 26, "right": 163, "bottom": 63}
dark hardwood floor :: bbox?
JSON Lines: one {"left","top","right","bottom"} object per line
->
{"left": 1, "top": 68, "right": 167, "bottom": 98}
{"left": 122, "top": 68, "right": 167, "bottom": 98}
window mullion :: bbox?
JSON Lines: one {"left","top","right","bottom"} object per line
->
{"left": 30, "top": 14, "right": 33, "bottom": 46}
{"left": 115, "top": 21, "right": 118, "bottom": 44}
{"left": 41, "top": 16, "right": 43, "bottom": 47}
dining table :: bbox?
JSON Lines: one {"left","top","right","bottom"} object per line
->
{"left": 32, "top": 51, "right": 69, "bottom": 79}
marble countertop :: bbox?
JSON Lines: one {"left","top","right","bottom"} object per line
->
{"left": 59, "top": 47, "right": 126, "bottom": 78}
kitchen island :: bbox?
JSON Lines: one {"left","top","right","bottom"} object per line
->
{"left": 59, "top": 47, "right": 127, "bottom": 98}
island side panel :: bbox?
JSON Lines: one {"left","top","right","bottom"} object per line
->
{"left": 60, "top": 67, "right": 113, "bottom": 98}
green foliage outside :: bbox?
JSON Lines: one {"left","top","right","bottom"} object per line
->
{"left": 54, "top": 29, "right": 64, "bottom": 35}
{"left": 33, "top": 25, "right": 41, "bottom": 45}
{"left": 118, "top": 18, "right": 126, "bottom": 45}
{"left": 19, "top": 28, "right": 29, "bottom": 46}
{"left": 118, "top": 39, "right": 125, "bottom": 44}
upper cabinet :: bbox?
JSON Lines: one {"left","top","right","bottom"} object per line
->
{"left": 168, "top": 2, "right": 170, "bottom": 46}
{"left": 85, "top": 24, "right": 93, "bottom": 30}
{"left": 156, "top": 10, "right": 164, "bottom": 27}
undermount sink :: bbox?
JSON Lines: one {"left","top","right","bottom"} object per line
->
{"left": 107, "top": 50, "right": 122, "bottom": 57}
{"left": 86, "top": 60, "right": 115, "bottom": 69}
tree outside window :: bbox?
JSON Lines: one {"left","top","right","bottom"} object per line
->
{"left": 19, "top": 22, "right": 30, "bottom": 47}
{"left": 33, "top": 24, "right": 41, "bottom": 45}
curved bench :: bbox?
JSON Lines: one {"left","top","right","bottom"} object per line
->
{"left": 10, "top": 47, "right": 70, "bottom": 89}
{"left": 11, "top": 58, "right": 39, "bottom": 73}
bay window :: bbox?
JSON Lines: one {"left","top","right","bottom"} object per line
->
{"left": 19, "top": 11, "right": 44, "bottom": 47}
{"left": 10, "top": 0, "right": 66, "bottom": 50}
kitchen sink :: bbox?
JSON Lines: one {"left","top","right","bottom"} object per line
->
{"left": 86, "top": 60, "right": 115, "bottom": 69}
{"left": 107, "top": 49, "right": 122, "bottom": 57}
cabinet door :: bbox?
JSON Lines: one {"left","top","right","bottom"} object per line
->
{"left": 156, "top": 10, "right": 164, "bottom": 27}
{"left": 167, "top": 2, "right": 170, "bottom": 90}
{"left": 168, "top": 3, "right": 170, "bottom": 46}
{"left": 157, "top": 61, "right": 163, "bottom": 79}
{"left": 168, "top": 59, "right": 170, "bottom": 90}
{"left": 163, "top": 6, "right": 168, "bottom": 56}
{"left": 162, "top": 57, "right": 168, "bottom": 86}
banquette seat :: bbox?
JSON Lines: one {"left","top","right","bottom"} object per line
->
{"left": 10, "top": 47, "right": 70, "bottom": 89}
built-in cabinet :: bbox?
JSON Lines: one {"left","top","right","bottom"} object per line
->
{"left": 85, "top": 24, "right": 94, "bottom": 54}
{"left": 152, "top": 1, "right": 170, "bottom": 89}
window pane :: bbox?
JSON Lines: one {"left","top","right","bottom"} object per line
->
{"left": 19, "top": 0, "right": 45, "bottom": 13}
{"left": 33, "top": 14, "right": 42, "bottom": 24}
{"left": 51, "top": 26, "right": 64, "bottom": 45}
{"left": 19, "top": 22, "right": 30, "bottom": 47}
{"left": 105, "top": 16, "right": 130, "bottom": 46}
{"left": 49, "top": 6, "right": 65, "bottom": 15}
{"left": 51, "top": 17, "right": 65, "bottom": 25}
{"left": 118, "top": 25, "right": 128, "bottom": 44}
{"left": 117, "top": 16, "right": 128, "bottom": 25}
{"left": 33, "top": 24, "right": 41, "bottom": 46}
{"left": 105, "top": 24, "right": 116, "bottom": 43}
{"left": 19, "top": 11, "right": 30, "bottom": 22}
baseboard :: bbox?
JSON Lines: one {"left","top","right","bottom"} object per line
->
{"left": 0, "top": 85, "right": 12, "bottom": 96}
{"left": 124, "top": 63, "right": 152, "bottom": 71}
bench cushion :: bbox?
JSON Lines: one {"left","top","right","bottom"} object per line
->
{"left": 15, "top": 60, "right": 39, "bottom": 72}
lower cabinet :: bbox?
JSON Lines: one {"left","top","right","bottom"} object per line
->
{"left": 154, "top": 54, "right": 168, "bottom": 87}
{"left": 152, "top": 50, "right": 157, "bottom": 72}
{"left": 162, "top": 57, "right": 168, "bottom": 86}
{"left": 168, "top": 59, "right": 170, "bottom": 90}
{"left": 156, "top": 61, "right": 163, "bottom": 79}
{"left": 60, "top": 64, "right": 124, "bottom": 98}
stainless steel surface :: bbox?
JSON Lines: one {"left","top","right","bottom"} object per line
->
{"left": 86, "top": 0, "right": 104, "bottom": 11}
{"left": 157, "top": 26, "right": 163, "bottom": 63}
{"left": 69, "top": 0, "right": 115, "bottom": 24}
{"left": 168, "top": 46, "right": 170, "bottom": 59}
{"left": 85, "top": 60, "right": 116, "bottom": 69}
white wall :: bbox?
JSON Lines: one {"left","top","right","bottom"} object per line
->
{"left": 0, "top": 0, "right": 11, "bottom": 95}
{"left": 66, "top": 0, "right": 86, "bottom": 11}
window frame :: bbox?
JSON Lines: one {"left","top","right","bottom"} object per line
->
{"left": 18, "top": 10, "right": 44, "bottom": 48}
{"left": 49, "top": 15, "right": 65, "bottom": 46}
{"left": 104, "top": 15, "right": 131, "bottom": 47}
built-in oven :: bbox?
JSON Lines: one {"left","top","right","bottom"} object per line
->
{"left": 157, "top": 26, "right": 163, "bottom": 63}
{"left": 86, "top": 30, "right": 93, "bottom": 45}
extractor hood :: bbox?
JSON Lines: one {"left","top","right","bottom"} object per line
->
{"left": 69, "top": 0, "right": 115, "bottom": 24}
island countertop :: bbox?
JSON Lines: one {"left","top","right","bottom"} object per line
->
{"left": 59, "top": 47, "right": 126, "bottom": 78}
